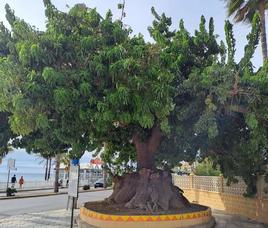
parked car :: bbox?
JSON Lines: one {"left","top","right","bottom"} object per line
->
{"left": 94, "top": 178, "right": 104, "bottom": 188}
{"left": 177, "top": 171, "right": 190, "bottom": 176}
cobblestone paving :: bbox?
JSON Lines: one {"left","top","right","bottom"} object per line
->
{"left": 0, "top": 209, "right": 79, "bottom": 228}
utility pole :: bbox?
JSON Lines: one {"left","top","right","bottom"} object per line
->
{"left": 68, "top": 159, "right": 79, "bottom": 228}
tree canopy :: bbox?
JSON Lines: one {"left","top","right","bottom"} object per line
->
{"left": 0, "top": 1, "right": 267, "bottom": 196}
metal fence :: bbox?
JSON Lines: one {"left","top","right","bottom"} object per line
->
{"left": 173, "top": 174, "right": 268, "bottom": 198}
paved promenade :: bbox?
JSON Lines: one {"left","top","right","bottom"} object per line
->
{"left": 213, "top": 210, "right": 267, "bottom": 228}
{"left": 0, "top": 209, "right": 79, "bottom": 228}
{"left": 0, "top": 188, "right": 265, "bottom": 228}
{"left": 0, "top": 208, "right": 266, "bottom": 228}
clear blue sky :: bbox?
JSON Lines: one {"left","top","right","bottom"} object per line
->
{"left": 0, "top": 0, "right": 264, "bottom": 68}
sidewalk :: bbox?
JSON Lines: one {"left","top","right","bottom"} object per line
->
{"left": 0, "top": 186, "right": 55, "bottom": 194}
{"left": 0, "top": 209, "right": 80, "bottom": 228}
{"left": 0, "top": 208, "right": 266, "bottom": 228}
{"left": 213, "top": 210, "right": 267, "bottom": 228}
{"left": 0, "top": 188, "right": 67, "bottom": 199}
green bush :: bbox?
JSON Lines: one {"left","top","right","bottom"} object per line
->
{"left": 6, "top": 187, "right": 17, "bottom": 196}
{"left": 194, "top": 158, "right": 221, "bottom": 176}
{"left": 83, "top": 185, "right": 90, "bottom": 190}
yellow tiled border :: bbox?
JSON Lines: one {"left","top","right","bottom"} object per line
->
{"left": 80, "top": 206, "right": 211, "bottom": 222}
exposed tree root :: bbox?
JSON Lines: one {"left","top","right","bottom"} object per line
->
{"left": 106, "top": 168, "right": 190, "bottom": 214}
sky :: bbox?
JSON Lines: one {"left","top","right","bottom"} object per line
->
{"left": 0, "top": 0, "right": 264, "bottom": 68}
{"left": 0, "top": 149, "right": 92, "bottom": 174}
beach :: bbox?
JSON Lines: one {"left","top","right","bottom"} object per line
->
{"left": 0, "top": 149, "right": 52, "bottom": 182}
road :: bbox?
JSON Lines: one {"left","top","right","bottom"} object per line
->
{"left": 0, "top": 189, "right": 112, "bottom": 219}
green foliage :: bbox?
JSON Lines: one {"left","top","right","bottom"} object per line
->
{"left": 194, "top": 158, "right": 221, "bottom": 176}
{"left": 224, "top": 0, "right": 267, "bottom": 63}
{"left": 239, "top": 13, "right": 260, "bottom": 69}
{"left": 0, "top": 112, "right": 14, "bottom": 157}
{"left": 224, "top": 21, "right": 236, "bottom": 65}
{"left": 225, "top": 0, "right": 264, "bottom": 23}
{"left": 0, "top": 2, "right": 267, "bottom": 197}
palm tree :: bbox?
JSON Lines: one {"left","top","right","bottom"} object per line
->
{"left": 225, "top": 0, "right": 268, "bottom": 62}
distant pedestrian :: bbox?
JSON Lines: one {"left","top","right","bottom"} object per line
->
{"left": 11, "top": 174, "right": 16, "bottom": 187}
{"left": 19, "top": 176, "right": 24, "bottom": 188}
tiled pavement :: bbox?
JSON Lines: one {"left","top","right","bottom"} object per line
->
{"left": 0, "top": 208, "right": 267, "bottom": 228}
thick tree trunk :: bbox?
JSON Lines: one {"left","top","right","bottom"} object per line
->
{"left": 258, "top": 0, "right": 268, "bottom": 63}
{"left": 133, "top": 127, "right": 162, "bottom": 170}
{"left": 106, "top": 127, "right": 190, "bottom": 212}
{"left": 54, "top": 155, "right": 60, "bottom": 193}
{"left": 107, "top": 168, "right": 190, "bottom": 213}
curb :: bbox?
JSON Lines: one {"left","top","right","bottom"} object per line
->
{"left": 0, "top": 188, "right": 112, "bottom": 200}
{"left": 0, "top": 185, "right": 89, "bottom": 193}
{"left": 0, "top": 187, "right": 55, "bottom": 194}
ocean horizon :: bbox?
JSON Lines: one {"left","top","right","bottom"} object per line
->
{"left": 0, "top": 149, "right": 92, "bottom": 183}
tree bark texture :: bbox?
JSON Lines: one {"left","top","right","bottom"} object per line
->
{"left": 54, "top": 155, "right": 60, "bottom": 193}
{"left": 107, "top": 168, "right": 190, "bottom": 213}
{"left": 258, "top": 0, "right": 268, "bottom": 62}
{"left": 106, "top": 127, "right": 189, "bottom": 212}
{"left": 133, "top": 127, "right": 162, "bottom": 170}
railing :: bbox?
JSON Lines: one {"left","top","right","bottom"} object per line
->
{"left": 0, "top": 175, "right": 104, "bottom": 191}
{"left": 0, "top": 180, "right": 54, "bottom": 190}
{"left": 173, "top": 174, "right": 268, "bottom": 199}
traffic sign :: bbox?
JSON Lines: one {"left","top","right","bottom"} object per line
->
{"left": 8, "top": 159, "right": 16, "bottom": 170}
{"left": 6, "top": 158, "right": 16, "bottom": 191}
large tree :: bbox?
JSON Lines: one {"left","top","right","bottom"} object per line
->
{"left": 0, "top": 21, "right": 15, "bottom": 157}
{"left": 0, "top": 1, "right": 267, "bottom": 213}
{"left": 0, "top": 112, "right": 14, "bottom": 157}
{"left": 178, "top": 15, "right": 268, "bottom": 196}
{"left": 225, "top": 0, "right": 268, "bottom": 62}
{"left": 0, "top": 4, "right": 71, "bottom": 192}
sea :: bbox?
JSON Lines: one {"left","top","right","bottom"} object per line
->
{"left": 0, "top": 149, "right": 92, "bottom": 183}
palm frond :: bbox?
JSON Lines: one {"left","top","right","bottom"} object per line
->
{"left": 226, "top": 0, "right": 258, "bottom": 23}
{"left": 226, "top": 0, "right": 245, "bottom": 16}
{"left": 234, "top": 3, "right": 250, "bottom": 22}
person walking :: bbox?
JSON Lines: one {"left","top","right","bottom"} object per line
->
{"left": 19, "top": 176, "right": 24, "bottom": 188}
{"left": 11, "top": 174, "right": 16, "bottom": 188}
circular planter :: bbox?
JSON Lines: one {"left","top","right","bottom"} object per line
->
{"left": 77, "top": 203, "right": 215, "bottom": 228}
